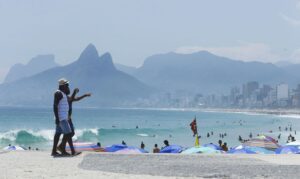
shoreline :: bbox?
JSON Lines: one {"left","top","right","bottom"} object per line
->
{"left": 202, "top": 108, "right": 300, "bottom": 116}
{"left": 1, "top": 105, "right": 300, "bottom": 117}
{"left": 111, "top": 107, "right": 300, "bottom": 117}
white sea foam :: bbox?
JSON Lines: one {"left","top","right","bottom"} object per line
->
{"left": 35, "top": 129, "right": 55, "bottom": 141}
{"left": 0, "top": 129, "right": 19, "bottom": 141}
{"left": 136, "top": 133, "right": 149, "bottom": 137}
{"left": 76, "top": 128, "right": 99, "bottom": 136}
{"left": 277, "top": 114, "right": 300, "bottom": 119}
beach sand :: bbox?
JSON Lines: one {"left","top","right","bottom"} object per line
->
{"left": 1, "top": 151, "right": 300, "bottom": 179}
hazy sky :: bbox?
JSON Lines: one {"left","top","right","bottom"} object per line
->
{"left": 0, "top": 0, "right": 299, "bottom": 82}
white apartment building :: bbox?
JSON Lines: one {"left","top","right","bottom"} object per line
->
{"left": 276, "top": 83, "right": 289, "bottom": 100}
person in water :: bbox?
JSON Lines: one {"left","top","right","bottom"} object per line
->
{"left": 222, "top": 142, "right": 228, "bottom": 151}
{"left": 249, "top": 132, "right": 253, "bottom": 139}
{"left": 218, "top": 140, "right": 222, "bottom": 147}
{"left": 51, "top": 78, "right": 75, "bottom": 156}
{"left": 141, "top": 142, "right": 145, "bottom": 149}
{"left": 153, "top": 144, "right": 160, "bottom": 153}
{"left": 162, "top": 140, "right": 169, "bottom": 149}
{"left": 57, "top": 87, "right": 91, "bottom": 152}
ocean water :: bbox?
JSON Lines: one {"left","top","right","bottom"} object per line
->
{"left": 0, "top": 107, "right": 299, "bottom": 151}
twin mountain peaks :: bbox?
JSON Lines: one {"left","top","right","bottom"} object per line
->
{"left": 0, "top": 44, "right": 152, "bottom": 106}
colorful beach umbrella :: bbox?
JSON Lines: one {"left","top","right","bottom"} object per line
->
{"left": 275, "top": 146, "right": 300, "bottom": 154}
{"left": 66, "top": 142, "right": 103, "bottom": 152}
{"left": 160, "top": 145, "right": 184, "bottom": 153}
{"left": 229, "top": 145, "right": 274, "bottom": 154}
{"left": 104, "top": 145, "right": 148, "bottom": 153}
{"left": 243, "top": 135, "right": 280, "bottom": 150}
{"left": 181, "top": 146, "right": 221, "bottom": 154}
{"left": 245, "top": 146, "right": 275, "bottom": 154}
{"left": 3, "top": 145, "right": 26, "bottom": 151}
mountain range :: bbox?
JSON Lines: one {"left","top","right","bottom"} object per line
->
{"left": 2, "top": 44, "right": 300, "bottom": 107}
{"left": 117, "top": 52, "right": 300, "bottom": 94}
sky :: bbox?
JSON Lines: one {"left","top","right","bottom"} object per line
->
{"left": 0, "top": 0, "right": 299, "bottom": 82}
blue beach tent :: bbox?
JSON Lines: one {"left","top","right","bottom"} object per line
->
{"left": 203, "top": 143, "right": 222, "bottom": 150}
{"left": 127, "top": 146, "right": 148, "bottom": 153}
{"left": 104, "top": 144, "right": 128, "bottom": 152}
{"left": 181, "top": 146, "right": 221, "bottom": 154}
{"left": 160, "top": 145, "right": 184, "bottom": 153}
{"left": 275, "top": 146, "right": 300, "bottom": 154}
{"left": 228, "top": 148, "right": 256, "bottom": 154}
{"left": 115, "top": 147, "right": 148, "bottom": 154}
{"left": 245, "top": 146, "right": 275, "bottom": 154}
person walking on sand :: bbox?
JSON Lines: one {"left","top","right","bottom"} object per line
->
{"left": 57, "top": 88, "right": 91, "bottom": 152}
{"left": 51, "top": 78, "right": 77, "bottom": 156}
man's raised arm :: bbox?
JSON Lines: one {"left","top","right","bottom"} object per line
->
{"left": 73, "top": 93, "right": 91, "bottom": 102}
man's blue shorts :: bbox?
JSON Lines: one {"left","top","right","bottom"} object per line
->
{"left": 56, "top": 120, "right": 72, "bottom": 134}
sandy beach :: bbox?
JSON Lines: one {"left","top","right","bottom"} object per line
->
{"left": 1, "top": 151, "right": 300, "bottom": 179}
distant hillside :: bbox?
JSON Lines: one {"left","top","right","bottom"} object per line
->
{"left": 115, "top": 63, "right": 137, "bottom": 75}
{"left": 281, "top": 64, "right": 300, "bottom": 81}
{"left": 0, "top": 44, "right": 154, "bottom": 107}
{"left": 274, "top": 61, "right": 295, "bottom": 67}
{"left": 4, "top": 54, "right": 58, "bottom": 83}
{"left": 133, "top": 51, "right": 300, "bottom": 94}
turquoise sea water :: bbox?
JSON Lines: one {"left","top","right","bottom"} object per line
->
{"left": 0, "top": 107, "right": 299, "bottom": 151}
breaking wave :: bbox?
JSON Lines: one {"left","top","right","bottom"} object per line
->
{"left": 0, "top": 128, "right": 176, "bottom": 146}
